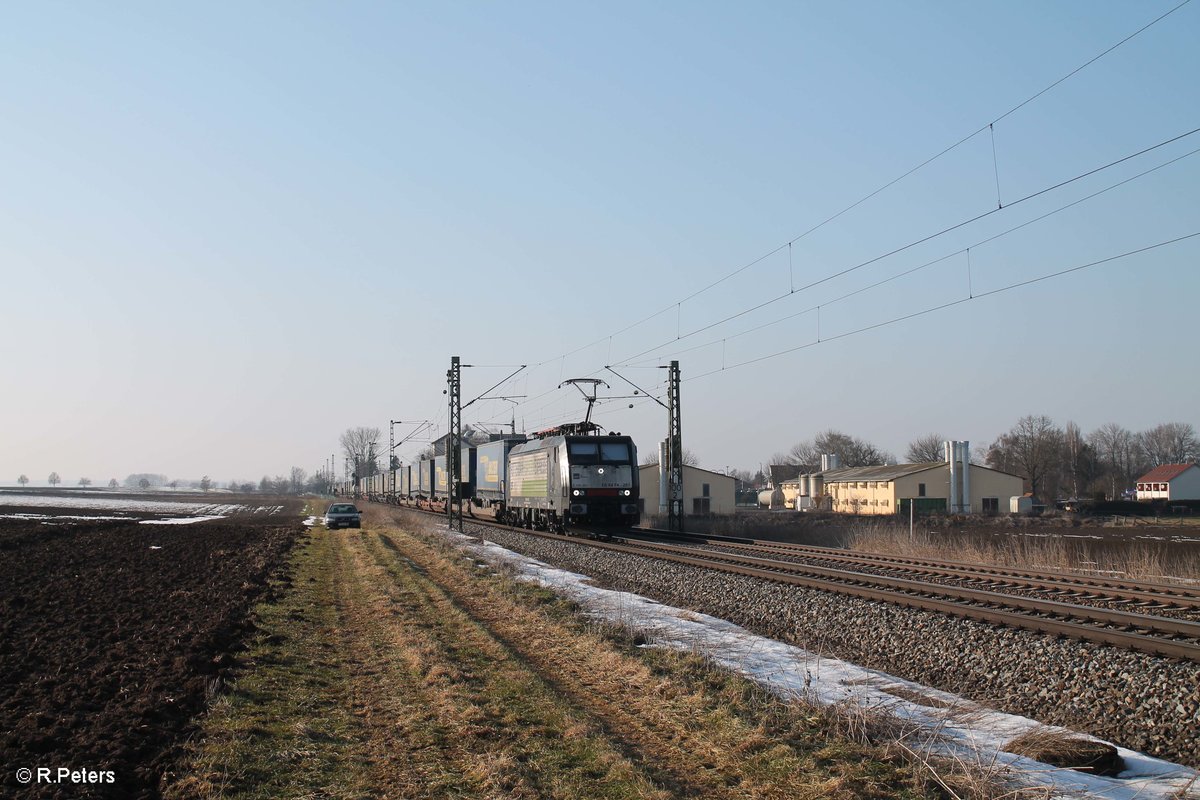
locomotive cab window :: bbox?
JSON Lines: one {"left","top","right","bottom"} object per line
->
{"left": 599, "top": 442, "right": 630, "bottom": 462}
{"left": 568, "top": 441, "right": 630, "bottom": 464}
{"left": 568, "top": 442, "right": 599, "bottom": 462}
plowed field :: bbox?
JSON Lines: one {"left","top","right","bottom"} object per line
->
{"left": 0, "top": 503, "right": 302, "bottom": 799}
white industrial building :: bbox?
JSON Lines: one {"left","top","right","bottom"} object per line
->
{"left": 638, "top": 463, "right": 737, "bottom": 516}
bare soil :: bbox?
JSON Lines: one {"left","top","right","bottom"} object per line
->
{"left": 0, "top": 503, "right": 302, "bottom": 799}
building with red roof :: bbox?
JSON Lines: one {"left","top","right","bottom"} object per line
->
{"left": 1135, "top": 463, "right": 1200, "bottom": 501}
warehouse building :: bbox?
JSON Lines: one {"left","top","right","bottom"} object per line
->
{"left": 822, "top": 462, "right": 1023, "bottom": 515}
{"left": 792, "top": 441, "right": 1025, "bottom": 515}
{"left": 638, "top": 463, "right": 737, "bottom": 516}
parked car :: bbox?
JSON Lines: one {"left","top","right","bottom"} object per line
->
{"left": 324, "top": 502, "right": 362, "bottom": 529}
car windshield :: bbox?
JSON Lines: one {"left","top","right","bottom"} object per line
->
{"left": 329, "top": 504, "right": 356, "bottom": 513}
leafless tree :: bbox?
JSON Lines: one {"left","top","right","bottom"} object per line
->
{"left": 108, "top": 478, "right": 118, "bottom": 489}
{"left": 1062, "top": 421, "right": 1099, "bottom": 499}
{"left": 139, "top": 478, "right": 151, "bottom": 490}
{"left": 785, "top": 430, "right": 891, "bottom": 468}
{"left": 200, "top": 476, "right": 212, "bottom": 492}
{"left": 905, "top": 433, "right": 945, "bottom": 463}
{"left": 341, "top": 426, "right": 382, "bottom": 480}
{"left": 986, "top": 415, "right": 1062, "bottom": 498}
{"left": 18, "top": 474, "right": 29, "bottom": 487}
{"left": 640, "top": 448, "right": 699, "bottom": 467}
{"left": 786, "top": 440, "right": 821, "bottom": 466}
{"left": 1138, "top": 422, "right": 1199, "bottom": 467}
{"left": 1088, "top": 423, "right": 1137, "bottom": 500}
{"left": 78, "top": 477, "right": 92, "bottom": 487}
{"left": 289, "top": 467, "right": 307, "bottom": 494}
{"left": 48, "top": 472, "right": 61, "bottom": 487}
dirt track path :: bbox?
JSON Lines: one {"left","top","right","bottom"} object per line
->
{"left": 167, "top": 513, "right": 925, "bottom": 799}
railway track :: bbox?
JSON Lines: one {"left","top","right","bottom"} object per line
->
{"left": 627, "top": 528, "right": 1200, "bottom": 616}
{"left": 373, "top": 501, "right": 1200, "bottom": 663}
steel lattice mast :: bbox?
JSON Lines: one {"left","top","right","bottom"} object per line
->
{"left": 447, "top": 356, "right": 463, "bottom": 532}
{"left": 666, "top": 360, "right": 683, "bottom": 532}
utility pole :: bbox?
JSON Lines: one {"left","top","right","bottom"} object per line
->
{"left": 447, "top": 356, "right": 462, "bottom": 531}
{"left": 604, "top": 359, "right": 684, "bottom": 531}
{"left": 666, "top": 360, "right": 683, "bottom": 533}
{"left": 389, "top": 420, "right": 397, "bottom": 499}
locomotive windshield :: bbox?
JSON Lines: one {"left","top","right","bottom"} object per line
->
{"left": 568, "top": 441, "right": 631, "bottom": 464}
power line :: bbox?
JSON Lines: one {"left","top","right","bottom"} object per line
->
{"left": 611, "top": 126, "right": 1200, "bottom": 367}
{"left": 617, "top": 143, "right": 1200, "bottom": 367}
{"left": 530, "top": 1, "right": 1192, "bottom": 368}
{"left": 685, "top": 231, "right": 1200, "bottom": 381}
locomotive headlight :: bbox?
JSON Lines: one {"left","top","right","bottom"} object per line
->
{"left": 572, "top": 489, "right": 580, "bottom": 496}
{"left": 597, "top": 468, "right": 604, "bottom": 474}
{"left": 623, "top": 489, "right": 631, "bottom": 496}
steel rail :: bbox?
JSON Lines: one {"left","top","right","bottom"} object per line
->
{"left": 633, "top": 528, "right": 1200, "bottom": 608}
{"left": 613, "top": 537, "right": 1200, "bottom": 637}
{"left": 712, "top": 542, "right": 1199, "bottom": 610}
{"left": 593, "top": 536, "right": 1200, "bottom": 662}
{"left": 374, "top": 502, "right": 1200, "bottom": 662}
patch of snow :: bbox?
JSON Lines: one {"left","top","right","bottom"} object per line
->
{"left": 0, "top": 513, "right": 136, "bottom": 521}
{"left": 139, "top": 515, "right": 227, "bottom": 525}
{"left": 444, "top": 527, "right": 1199, "bottom": 800}
{"left": 0, "top": 493, "right": 216, "bottom": 514}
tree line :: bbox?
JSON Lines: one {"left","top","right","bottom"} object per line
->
{"left": 983, "top": 417, "right": 1197, "bottom": 500}
{"left": 768, "top": 420, "right": 1197, "bottom": 500}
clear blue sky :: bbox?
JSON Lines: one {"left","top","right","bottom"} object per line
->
{"left": 1, "top": 1, "right": 1197, "bottom": 484}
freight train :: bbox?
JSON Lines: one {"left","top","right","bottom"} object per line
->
{"left": 337, "top": 426, "right": 640, "bottom": 532}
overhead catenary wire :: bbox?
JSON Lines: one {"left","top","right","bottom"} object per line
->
{"left": 684, "top": 231, "right": 1200, "bottom": 382}
{"left": 615, "top": 142, "right": 1200, "bottom": 368}
{"left": 425, "top": 4, "right": 1196, "bottom": 436}
{"left": 610, "top": 126, "right": 1200, "bottom": 367}
{"left": 523, "top": 1, "right": 1192, "bottom": 371}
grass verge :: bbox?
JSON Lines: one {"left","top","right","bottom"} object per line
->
{"left": 167, "top": 508, "right": 1027, "bottom": 798}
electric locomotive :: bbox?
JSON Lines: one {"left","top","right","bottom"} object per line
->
{"left": 500, "top": 424, "right": 639, "bottom": 532}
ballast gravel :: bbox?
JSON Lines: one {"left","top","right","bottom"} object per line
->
{"left": 467, "top": 524, "right": 1200, "bottom": 769}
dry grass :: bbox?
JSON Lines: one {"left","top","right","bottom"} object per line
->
{"left": 1003, "top": 728, "right": 1123, "bottom": 776}
{"left": 846, "top": 522, "right": 1200, "bottom": 584}
{"left": 168, "top": 504, "right": 1054, "bottom": 798}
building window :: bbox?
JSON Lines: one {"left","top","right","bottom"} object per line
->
{"left": 918, "top": 483, "right": 926, "bottom": 497}
{"left": 692, "top": 497, "right": 711, "bottom": 515}
{"left": 982, "top": 497, "right": 999, "bottom": 514}
{"left": 702, "top": 483, "right": 710, "bottom": 498}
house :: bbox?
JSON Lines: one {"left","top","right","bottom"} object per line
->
{"left": 638, "top": 464, "right": 737, "bottom": 516}
{"left": 1135, "top": 464, "right": 1200, "bottom": 502}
